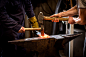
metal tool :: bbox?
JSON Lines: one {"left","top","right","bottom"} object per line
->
{"left": 38, "top": 12, "right": 44, "bottom": 36}
{"left": 24, "top": 27, "right": 44, "bottom": 36}
{"left": 43, "top": 16, "right": 69, "bottom": 21}
{"left": 38, "top": 12, "right": 69, "bottom": 22}
{"left": 24, "top": 12, "right": 45, "bottom": 36}
{"left": 38, "top": 12, "right": 69, "bottom": 36}
{"left": 36, "top": 31, "right": 82, "bottom": 45}
{"left": 8, "top": 32, "right": 82, "bottom": 45}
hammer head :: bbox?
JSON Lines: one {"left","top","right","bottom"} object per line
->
{"left": 38, "top": 12, "right": 44, "bottom": 24}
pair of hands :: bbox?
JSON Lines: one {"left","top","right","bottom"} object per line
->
{"left": 50, "top": 12, "right": 82, "bottom": 25}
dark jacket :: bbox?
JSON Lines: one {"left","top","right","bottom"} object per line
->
{"left": 0, "top": 0, "right": 35, "bottom": 40}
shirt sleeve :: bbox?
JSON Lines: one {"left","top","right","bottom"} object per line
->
{"left": 24, "top": 0, "right": 35, "bottom": 18}
{"left": 77, "top": 0, "right": 86, "bottom": 8}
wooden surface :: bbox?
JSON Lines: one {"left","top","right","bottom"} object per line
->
{"left": 44, "top": 16, "right": 69, "bottom": 21}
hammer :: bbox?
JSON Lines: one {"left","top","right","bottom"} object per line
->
{"left": 38, "top": 12, "right": 69, "bottom": 36}
{"left": 38, "top": 12, "right": 69, "bottom": 22}
{"left": 24, "top": 27, "right": 44, "bottom": 36}
{"left": 38, "top": 12, "right": 44, "bottom": 36}
{"left": 24, "top": 13, "right": 44, "bottom": 36}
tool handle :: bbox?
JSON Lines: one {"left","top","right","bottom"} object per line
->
{"left": 24, "top": 28, "right": 41, "bottom": 31}
{"left": 44, "top": 16, "right": 69, "bottom": 21}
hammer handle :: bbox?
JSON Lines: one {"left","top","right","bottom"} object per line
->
{"left": 24, "top": 28, "right": 41, "bottom": 31}
{"left": 44, "top": 16, "right": 69, "bottom": 21}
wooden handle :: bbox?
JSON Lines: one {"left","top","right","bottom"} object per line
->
{"left": 43, "top": 16, "right": 69, "bottom": 21}
{"left": 24, "top": 28, "right": 41, "bottom": 31}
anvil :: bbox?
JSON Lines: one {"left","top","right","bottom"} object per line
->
{"left": 8, "top": 32, "right": 82, "bottom": 57}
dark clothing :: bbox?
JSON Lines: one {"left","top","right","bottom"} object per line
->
{"left": 0, "top": 0, "right": 35, "bottom": 40}
{"left": 0, "top": 0, "right": 35, "bottom": 57}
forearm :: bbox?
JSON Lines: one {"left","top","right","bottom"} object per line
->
{"left": 66, "top": 8, "right": 78, "bottom": 16}
{"left": 68, "top": 8, "right": 86, "bottom": 25}
{"left": 65, "top": 5, "right": 78, "bottom": 16}
{"left": 78, "top": 8, "right": 86, "bottom": 25}
{"left": 67, "top": 5, "right": 77, "bottom": 11}
{"left": 57, "top": 5, "right": 78, "bottom": 17}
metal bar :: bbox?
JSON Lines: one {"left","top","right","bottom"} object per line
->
{"left": 69, "top": 24, "right": 74, "bottom": 57}
{"left": 25, "top": 14, "right": 31, "bottom": 38}
{"left": 69, "top": 0, "right": 74, "bottom": 57}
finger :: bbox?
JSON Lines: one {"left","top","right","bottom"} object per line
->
{"left": 18, "top": 30, "right": 22, "bottom": 33}
{"left": 50, "top": 14, "right": 58, "bottom": 17}
{"left": 21, "top": 27, "right": 25, "bottom": 33}
{"left": 73, "top": 17, "right": 81, "bottom": 23}
{"left": 75, "top": 19, "right": 82, "bottom": 24}
{"left": 53, "top": 20, "right": 59, "bottom": 22}
{"left": 52, "top": 20, "right": 54, "bottom": 22}
{"left": 59, "top": 15, "right": 61, "bottom": 18}
{"left": 54, "top": 14, "right": 59, "bottom": 17}
{"left": 50, "top": 15, "right": 54, "bottom": 17}
{"left": 18, "top": 27, "right": 25, "bottom": 33}
{"left": 52, "top": 20, "right": 58, "bottom": 22}
{"left": 55, "top": 18, "right": 59, "bottom": 22}
{"left": 51, "top": 18, "right": 59, "bottom": 22}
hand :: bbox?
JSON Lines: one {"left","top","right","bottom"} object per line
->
{"left": 68, "top": 17, "right": 86, "bottom": 25}
{"left": 29, "top": 16, "right": 39, "bottom": 28}
{"left": 73, "top": 17, "right": 85, "bottom": 25}
{"left": 68, "top": 17, "right": 75, "bottom": 24}
{"left": 50, "top": 12, "right": 63, "bottom": 22}
{"left": 52, "top": 18, "right": 59, "bottom": 22}
{"left": 18, "top": 26, "right": 25, "bottom": 33}
{"left": 32, "top": 22, "right": 39, "bottom": 28}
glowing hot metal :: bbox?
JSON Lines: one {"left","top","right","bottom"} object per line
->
{"left": 36, "top": 31, "right": 50, "bottom": 38}
{"left": 38, "top": 34, "right": 50, "bottom": 38}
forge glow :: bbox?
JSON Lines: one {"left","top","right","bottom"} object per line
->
{"left": 38, "top": 34, "right": 50, "bottom": 38}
